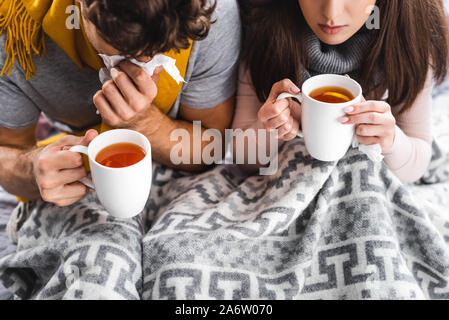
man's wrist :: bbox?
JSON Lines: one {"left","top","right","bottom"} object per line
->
{"left": 1, "top": 145, "right": 41, "bottom": 199}
{"left": 23, "top": 146, "right": 41, "bottom": 190}
{"left": 129, "top": 104, "right": 168, "bottom": 137}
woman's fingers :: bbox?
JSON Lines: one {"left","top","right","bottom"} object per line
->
{"left": 259, "top": 78, "right": 301, "bottom": 132}
{"left": 258, "top": 79, "right": 302, "bottom": 141}
{"left": 258, "top": 98, "right": 289, "bottom": 122}
{"left": 355, "top": 124, "right": 387, "bottom": 137}
{"left": 267, "top": 79, "right": 300, "bottom": 102}
{"left": 356, "top": 135, "right": 380, "bottom": 146}
{"left": 279, "top": 117, "right": 299, "bottom": 141}
{"left": 289, "top": 100, "right": 302, "bottom": 122}
{"left": 282, "top": 132, "right": 298, "bottom": 141}
{"left": 276, "top": 116, "right": 294, "bottom": 138}
{"left": 345, "top": 101, "right": 390, "bottom": 115}
{"left": 264, "top": 108, "right": 291, "bottom": 129}
{"left": 340, "top": 112, "right": 388, "bottom": 125}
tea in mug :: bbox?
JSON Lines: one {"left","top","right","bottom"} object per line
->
{"left": 310, "top": 86, "right": 355, "bottom": 103}
{"left": 95, "top": 143, "right": 146, "bottom": 168}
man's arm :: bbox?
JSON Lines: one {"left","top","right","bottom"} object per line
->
{"left": 0, "top": 125, "right": 41, "bottom": 199}
{"left": 136, "top": 97, "right": 235, "bottom": 172}
{"left": 0, "top": 125, "right": 98, "bottom": 206}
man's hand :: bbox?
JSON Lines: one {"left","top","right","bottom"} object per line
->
{"left": 93, "top": 61, "right": 163, "bottom": 129}
{"left": 93, "top": 60, "right": 235, "bottom": 172}
{"left": 33, "top": 130, "right": 98, "bottom": 207}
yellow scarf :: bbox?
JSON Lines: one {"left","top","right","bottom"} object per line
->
{"left": 0, "top": 0, "right": 192, "bottom": 202}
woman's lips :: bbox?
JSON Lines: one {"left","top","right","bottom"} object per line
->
{"left": 318, "top": 24, "right": 347, "bottom": 35}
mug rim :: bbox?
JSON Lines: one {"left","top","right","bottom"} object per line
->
{"left": 87, "top": 129, "right": 152, "bottom": 171}
{"left": 302, "top": 74, "right": 362, "bottom": 106}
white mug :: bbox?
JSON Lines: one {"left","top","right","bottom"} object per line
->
{"left": 69, "top": 129, "right": 152, "bottom": 219}
{"left": 277, "top": 74, "right": 362, "bottom": 161}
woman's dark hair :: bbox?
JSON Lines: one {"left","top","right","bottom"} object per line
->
{"left": 239, "top": 0, "right": 449, "bottom": 114}
{"left": 83, "top": 0, "right": 216, "bottom": 57}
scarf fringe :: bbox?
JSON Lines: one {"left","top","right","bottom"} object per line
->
{"left": 0, "top": 0, "right": 46, "bottom": 79}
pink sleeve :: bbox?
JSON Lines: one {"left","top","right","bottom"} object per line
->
{"left": 232, "top": 65, "right": 264, "bottom": 132}
{"left": 382, "top": 70, "right": 433, "bottom": 182}
{"left": 232, "top": 64, "right": 277, "bottom": 173}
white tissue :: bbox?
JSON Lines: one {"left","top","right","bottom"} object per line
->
{"left": 352, "top": 136, "right": 384, "bottom": 162}
{"left": 98, "top": 53, "right": 185, "bottom": 85}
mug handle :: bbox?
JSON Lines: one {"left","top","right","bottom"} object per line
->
{"left": 69, "top": 145, "right": 95, "bottom": 189}
{"left": 276, "top": 92, "right": 304, "bottom": 138}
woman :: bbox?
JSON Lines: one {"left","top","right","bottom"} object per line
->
{"left": 114, "top": 0, "right": 449, "bottom": 299}
{"left": 234, "top": 0, "right": 449, "bottom": 182}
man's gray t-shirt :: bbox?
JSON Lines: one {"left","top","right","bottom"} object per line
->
{"left": 0, "top": 0, "right": 241, "bottom": 132}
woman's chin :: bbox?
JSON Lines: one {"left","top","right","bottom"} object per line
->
{"left": 314, "top": 30, "right": 354, "bottom": 46}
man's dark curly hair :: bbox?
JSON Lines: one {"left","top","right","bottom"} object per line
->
{"left": 83, "top": 0, "right": 216, "bottom": 57}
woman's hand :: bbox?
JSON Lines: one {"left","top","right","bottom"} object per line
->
{"left": 258, "top": 79, "right": 302, "bottom": 141}
{"left": 339, "top": 100, "right": 396, "bottom": 152}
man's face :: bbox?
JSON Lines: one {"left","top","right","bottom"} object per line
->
{"left": 77, "top": 0, "right": 119, "bottom": 56}
{"left": 77, "top": 0, "right": 150, "bottom": 62}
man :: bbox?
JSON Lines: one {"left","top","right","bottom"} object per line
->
{"left": 0, "top": 0, "right": 240, "bottom": 299}
{"left": 0, "top": 0, "right": 240, "bottom": 206}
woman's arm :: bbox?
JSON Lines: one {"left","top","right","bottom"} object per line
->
{"left": 339, "top": 70, "right": 434, "bottom": 183}
{"left": 235, "top": 64, "right": 434, "bottom": 181}
{"left": 232, "top": 65, "right": 301, "bottom": 174}
{"left": 382, "top": 70, "right": 434, "bottom": 183}
{"left": 232, "top": 66, "right": 268, "bottom": 173}
{"left": 233, "top": 65, "right": 264, "bottom": 132}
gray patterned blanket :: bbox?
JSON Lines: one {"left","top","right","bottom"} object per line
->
{"left": 0, "top": 189, "right": 16, "bottom": 300}
{"left": 1, "top": 138, "right": 448, "bottom": 300}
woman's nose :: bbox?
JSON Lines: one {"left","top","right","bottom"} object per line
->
{"left": 321, "top": 0, "right": 345, "bottom": 24}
